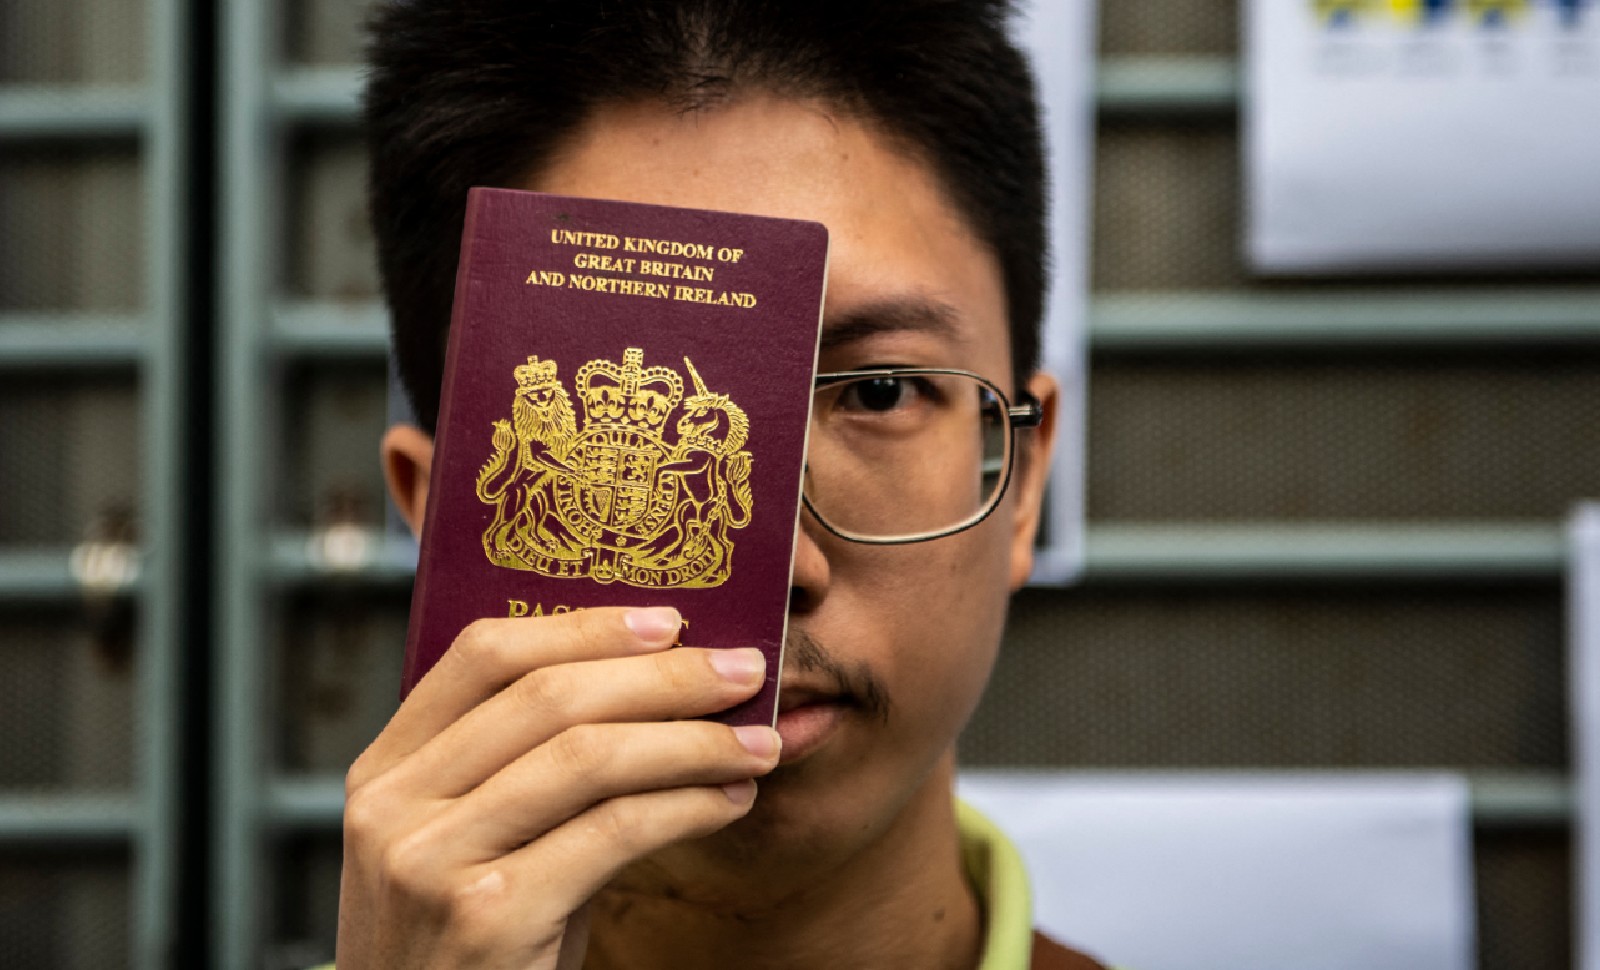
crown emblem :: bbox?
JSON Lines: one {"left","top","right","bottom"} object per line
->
{"left": 575, "top": 347, "right": 684, "bottom": 435}
{"left": 475, "top": 346, "right": 754, "bottom": 589}
{"left": 515, "top": 355, "right": 559, "bottom": 387}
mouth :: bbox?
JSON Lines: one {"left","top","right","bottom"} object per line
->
{"left": 773, "top": 680, "right": 853, "bottom": 764}
{"left": 769, "top": 627, "right": 890, "bottom": 767}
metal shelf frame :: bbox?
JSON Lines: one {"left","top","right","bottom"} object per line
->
{"left": 217, "top": 0, "right": 278, "bottom": 967}
{"left": 258, "top": 770, "right": 1572, "bottom": 833}
{"left": 261, "top": 291, "right": 1600, "bottom": 360}
{"left": 0, "top": 794, "right": 142, "bottom": 846}
{"left": 0, "top": 314, "right": 147, "bottom": 369}
{"left": 134, "top": 0, "right": 191, "bottom": 962}
{"left": 1071, "top": 522, "right": 1566, "bottom": 584}
{"left": 255, "top": 525, "right": 1566, "bottom": 589}
{"left": 0, "top": 84, "right": 148, "bottom": 140}
{"left": 0, "top": 2, "right": 191, "bottom": 968}
{"left": 1090, "top": 290, "right": 1600, "bottom": 352}
{"left": 0, "top": 548, "right": 143, "bottom": 603}
{"left": 261, "top": 57, "right": 1247, "bottom": 126}
{"left": 14, "top": 284, "right": 1597, "bottom": 376}
{"left": 1096, "top": 56, "right": 1240, "bottom": 119}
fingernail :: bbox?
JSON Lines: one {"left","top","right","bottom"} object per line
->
{"left": 624, "top": 607, "right": 681, "bottom": 645}
{"left": 722, "top": 779, "right": 757, "bottom": 804}
{"left": 709, "top": 647, "right": 765, "bottom": 684}
{"left": 733, "top": 725, "right": 781, "bottom": 759}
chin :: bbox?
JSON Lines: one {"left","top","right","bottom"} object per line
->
{"left": 731, "top": 746, "right": 951, "bottom": 868}
{"left": 675, "top": 761, "right": 853, "bottom": 872}
{"left": 723, "top": 760, "right": 830, "bottom": 833}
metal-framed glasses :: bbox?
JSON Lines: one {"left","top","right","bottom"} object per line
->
{"left": 803, "top": 368, "right": 1043, "bottom": 544}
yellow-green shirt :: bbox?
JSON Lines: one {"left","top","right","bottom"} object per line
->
{"left": 959, "top": 800, "right": 1037, "bottom": 970}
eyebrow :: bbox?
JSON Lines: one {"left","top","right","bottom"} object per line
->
{"left": 818, "top": 297, "right": 968, "bottom": 354}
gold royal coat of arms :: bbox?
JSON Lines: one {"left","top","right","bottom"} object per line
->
{"left": 475, "top": 347, "right": 754, "bottom": 588}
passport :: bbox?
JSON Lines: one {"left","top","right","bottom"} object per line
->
{"left": 400, "top": 187, "right": 829, "bottom": 726}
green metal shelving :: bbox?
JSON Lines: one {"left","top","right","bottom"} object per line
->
{"left": 1091, "top": 290, "right": 1600, "bottom": 350}
{"left": 0, "top": 85, "right": 149, "bottom": 138}
{"left": 217, "top": 0, "right": 278, "bottom": 966}
{"left": 0, "top": 0, "right": 189, "bottom": 967}
{"left": 266, "top": 288, "right": 1600, "bottom": 355}
{"left": 0, "top": 316, "right": 147, "bottom": 368}
{"left": 1096, "top": 55, "right": 1240, "bottom": 117}
{"left": 257, "top": 523, "right": 1568, "bottom": 588}
{"left": 0, "top": 794, "right": 141, "bottom": 846}
{"left": 250, "top": 769, "right": 1573, "bottom": 835}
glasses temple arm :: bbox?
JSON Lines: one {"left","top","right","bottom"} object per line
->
{"left": 1007, "top": 393, "right": 1044, "bottom": 428}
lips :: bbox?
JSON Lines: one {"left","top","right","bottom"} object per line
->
{"left": 773, "top": 679, "right": 851, "bottom": 763}
{"left": 776, "top": 683, "right": 842, "bottom": 714}
{"left": 769, "top": 628, "right": 888, "bottom": 764}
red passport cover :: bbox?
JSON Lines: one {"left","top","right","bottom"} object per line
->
{"left": 400, "top": 187, "right": 829, "bottom": 726}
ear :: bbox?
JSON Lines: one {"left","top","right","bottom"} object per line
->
{"left": 1007, "top": 370, "right": 1059, "bottom": 590}
{"left": 380, "top": 423, "right": 436, "bottom": 538}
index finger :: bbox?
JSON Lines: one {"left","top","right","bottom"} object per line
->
{"left": 354, "top": 606, "right": 681, "bottom": 782}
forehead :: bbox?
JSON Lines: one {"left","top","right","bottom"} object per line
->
{"left": 524, "top": 96, "right": 1010, "bottom": 375}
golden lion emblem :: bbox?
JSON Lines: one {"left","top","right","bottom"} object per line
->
{"left": 475, "top": 347, "right": 754, "bottom": 588}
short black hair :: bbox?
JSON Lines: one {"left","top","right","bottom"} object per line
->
{"left": 365, "top": 0, "right": 1048, "bottom": 433}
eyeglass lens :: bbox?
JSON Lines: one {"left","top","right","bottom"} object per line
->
{"left": 805, "top": 373, "right": 1011, "bottom": 540}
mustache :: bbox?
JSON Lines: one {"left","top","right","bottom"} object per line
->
{"left": 783, "top": 627, "right": 891, "bottom": 723}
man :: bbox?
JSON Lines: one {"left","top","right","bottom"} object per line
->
{"left": 338, "top": 2, "right": 1105, "bottom": 967}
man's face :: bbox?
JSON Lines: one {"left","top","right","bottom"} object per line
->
{"left": 525, "top": 95, "right": 1053, "bottom": 873}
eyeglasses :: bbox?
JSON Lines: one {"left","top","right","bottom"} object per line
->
{"left": 803, "top": 368, "right": 1043, "bottom": 545}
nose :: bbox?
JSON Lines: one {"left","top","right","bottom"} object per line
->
{"left": 788, "top": 504, "right": 831, "bottom": 616}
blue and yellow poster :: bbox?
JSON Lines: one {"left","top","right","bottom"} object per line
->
{"left": 1247, "top": 0, "right": 1600, "bottom": 271}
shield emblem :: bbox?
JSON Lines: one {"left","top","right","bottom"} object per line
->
{"left": 575, "top": 439, "right": 661, "bottom": 531}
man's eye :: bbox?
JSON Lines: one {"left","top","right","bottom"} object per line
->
{"left": 841, "top": 377, "right": 910, "bottom": 412}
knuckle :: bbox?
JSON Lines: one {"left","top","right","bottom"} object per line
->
{"left": 443, "top": 869, "right": 511, "bottom": 938}
{"left": 341, "top": 785, "right": 385, "bottom": 847}
{"left": 589, "top": 787, "right": 742, "bottom": 857}
{"left": 549, "top": 723, "right": 612, "bottom": 779}
{"left": 440, "top": 872, "right": 565, "bottom": 962}
{"left": 712, "top": 722, "right": 752, "bottom": 759}
{"left": 569, "top": 607, "right": 618, "bottom": 657}
{"left": 592, "top": 798, "right": 647, "bottom": 855}
{"left": 510, "top": 666, "right": 572, "bottom": 719}
{"left": 654, "top": 650, "right": 707, "bottom": 696}
{"left": 451, "top": 618, "right": 506, "bottom": 671}
{"left": 344, "top": 753, "right": 375, "bottom": 797}
{"left": 674, "top": 720, "right": 729, "bottom": 760}
{"left": 380, "top": 828, "right": 443, "bottom": 901}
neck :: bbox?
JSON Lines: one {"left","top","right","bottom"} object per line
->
{"left": 584, "top": 756, "right": 981, "bottom": 970}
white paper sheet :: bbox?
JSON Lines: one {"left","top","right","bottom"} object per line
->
{"left": 958, "top": 771, "right": 1475, "bottom": 970}
{"left": 1014, "top": 1, "right": 1097, "bottom": 582}
{"left": 1246, "top": 0, "right": 1600, "bottom": 272}
{"left": 1572, "top": 504, "right": 1600, "bottom": 970}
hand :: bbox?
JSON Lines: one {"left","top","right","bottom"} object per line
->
{"left": 336, "top": 607, "right": 779, "bottom": 970}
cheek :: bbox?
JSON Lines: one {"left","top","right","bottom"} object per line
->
{"left": 869, "top": 525, "right": 1013, "bottom": 730}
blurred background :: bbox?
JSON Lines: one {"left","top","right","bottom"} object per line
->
{"left": 1, "top": 0, "right": 1597, "bottom": 967}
